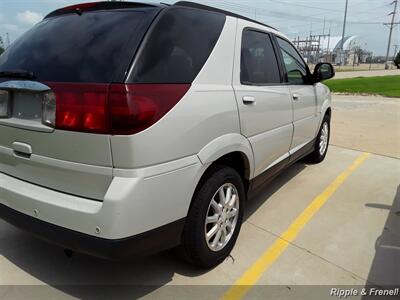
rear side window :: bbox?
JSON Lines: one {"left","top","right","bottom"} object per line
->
{"left": 128, "top": 7, "right": 226, "bottom": 83}
{"left": 0, "top": 9, "right": 159, "bottom": 83}
{"left": 241, "top": 30, "right": 281, "bottom": 85}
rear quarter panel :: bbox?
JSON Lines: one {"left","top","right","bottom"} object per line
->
{"left": 110, "top": 17, "right": 240, "bottom": 169}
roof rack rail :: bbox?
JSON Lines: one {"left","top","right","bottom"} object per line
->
{"left": 173, "top": 1, "right": 277, "bottom": 31}
{"left": 45, "top": 1, "right": 164, "bottom": 19}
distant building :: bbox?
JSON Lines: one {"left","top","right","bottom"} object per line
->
{"left": 294, "top": 35, "right": 367, "bottom": 65}
{"left": 319, "top": 35, "right": 362, "bottom": 65}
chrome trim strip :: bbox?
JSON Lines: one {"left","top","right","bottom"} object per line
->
{"left": 0, "top": 81, "right": 51, "bottom": 92}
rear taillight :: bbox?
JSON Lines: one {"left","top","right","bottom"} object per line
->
{"left": 109, "top": 84, "right": 190, "bottom": 135}
{"left": 45, "top": 83, "right": 190, "bottom": 135}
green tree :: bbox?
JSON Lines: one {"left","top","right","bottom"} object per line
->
{"left": 395, "top": 51, "right": 400, "bottom": 69}
{"left": 0, "top": 46, "right": 4, "bottom": 55}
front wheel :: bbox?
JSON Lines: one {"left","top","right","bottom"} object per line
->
{"left": 305, "top": 115, "right": 330, "bottom": 163}
{"left": 181, "top": 166, "right": 245, "bottom": 268}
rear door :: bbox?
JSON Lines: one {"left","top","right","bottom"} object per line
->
{"left": 275, "top": 37, "right": 320, "bottom": 153}
{"left": 233, "top": 21, "right": 293, "bottom": 178}
{"left": 0, "top": 7, "right": 159, "bottom": 200}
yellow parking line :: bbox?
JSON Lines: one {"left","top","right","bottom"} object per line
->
{"left": 222, "top": 152, "right": 370, "bottom": 300}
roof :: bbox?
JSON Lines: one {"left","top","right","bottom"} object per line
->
{"left": 173, "top": 1, "right": 277, "bottom": 31}
{"left": 45, "top": 1, "right": 277, "bottom": 31}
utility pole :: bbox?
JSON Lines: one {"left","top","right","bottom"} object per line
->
{"left": 384, "top": 0, "right": 398, "bottom": 69}
{"left": 309, "top": 30, "right": 313, "bottom": 64}
{"left": 369, "top": 52, "right": 373, "bottom": 70}
{"left": 6, "top": 33, "right": 10, "bottom": 48}
{"left": 327, "top": 23, "right": 332, "bottom": 60}
{"left": 340, "top": 0, "right": 349, "bottom": 66}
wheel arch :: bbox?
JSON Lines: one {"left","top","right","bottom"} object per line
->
{"left": 197, "top": 133, "right": 254, "bottom": 181}
{"left": 325, "top": 107, "right": 332, "bottom": 119}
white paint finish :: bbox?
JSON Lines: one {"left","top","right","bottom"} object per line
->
{"left": 233, "top": 85, "right": 293, "bottom": 138}
{"left": 0, "top": 125, "right": 113, "bottom": 200}
{"left": 249, "top": 124, "right": 293, "bottom": 177}
{"left": 0, "top": 157, "right": 205, "bottom": 239}
{"left": 113, "top": 155, "right": 199, "bottom": 178}
{"left": 0, "top": 145, "right": 112, "bottom": 200}
{"left": 0, "top": 172, "right": 102, "bottom": 216}
{"left": 289, "top": 85, "right": 320, "bottom": 150}
{"left": 197, "top": 133, "right": 254, "bottom": 179}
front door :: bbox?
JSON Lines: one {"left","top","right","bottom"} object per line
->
{"left": 275, "top": 37, "right": 319, "bottom": 153}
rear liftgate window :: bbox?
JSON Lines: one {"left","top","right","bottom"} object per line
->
{"left": 0, "top": 9, "right": 159, "bottom": 83}
{"left": 128, "top": 7, "right": 226, "bottom": 83}
{"left": 0, "top": 7, "right": 225, "bottom": 135}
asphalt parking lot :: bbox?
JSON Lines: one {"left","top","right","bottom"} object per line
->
{"left": 0, "top": 94, "right": 399, "bottom": 300}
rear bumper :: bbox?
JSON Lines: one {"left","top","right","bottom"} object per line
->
{"left": 0, "top": 203, "right": 184, "bottom": 260}
{"left": 0, "top": 155, "right": 204, "bottom": 258}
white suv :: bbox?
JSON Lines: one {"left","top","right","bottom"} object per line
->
{"left": 0, "top": 1, "right": 334, "bottom": 267}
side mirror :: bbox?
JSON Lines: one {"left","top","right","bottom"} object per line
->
{"left": 313, "top": 63, "right": 335, "bottom": 82}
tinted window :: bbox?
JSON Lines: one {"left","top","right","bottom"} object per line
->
{"left": 277, "top": 37, "right": 308, "bottom": 84}
{"left": 128, "top": 7, "right": 226, "bottom": 83}
{"left": 0, "top": 9, "right": 159, "bottom": 83}
{"left": 241, "top": 30, "right": 281, "bottom": 85}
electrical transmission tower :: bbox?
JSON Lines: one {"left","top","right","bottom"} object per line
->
{"left": 384, "top": 0, "right": 399, "bottom": 69}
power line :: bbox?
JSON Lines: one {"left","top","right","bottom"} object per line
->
{"left": 205, "top": 0, "right": 342, "bottom": 24}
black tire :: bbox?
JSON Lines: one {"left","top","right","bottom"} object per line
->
{"left": 305, "top": 114, "right": 331, "bottom": 164}
{"left": 181, "top": 166, "right": 245, "bottom": 268}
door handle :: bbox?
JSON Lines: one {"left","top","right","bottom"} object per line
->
{"left": 242, "top": 96, "right": 256, "bottom": 105}
{"left": 12, "top": 142, "right": 32, "bottom": 159}
{"left": 292, "top": 93, "right": 301, "bottom": 101}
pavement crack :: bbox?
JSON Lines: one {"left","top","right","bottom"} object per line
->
{"left": 246, "top": 220, "right": 373, "bottom": 284}
{"left": 330, "top": 144, "right": 399, "bottom": 160}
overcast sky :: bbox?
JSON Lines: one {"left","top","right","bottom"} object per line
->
{"left": 0, "top": 0, "right": 399, "bottom": 56}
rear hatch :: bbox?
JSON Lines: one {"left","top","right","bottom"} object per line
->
{"left": 0, "top": 4, "right": 160, "bottom": 200}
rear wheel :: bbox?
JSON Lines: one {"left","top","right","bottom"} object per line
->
{"left": 181, "top": 166, "right": 244, "bottom": 268}
{"left": 305, "top": 114, "right": 330, "bottom": 163}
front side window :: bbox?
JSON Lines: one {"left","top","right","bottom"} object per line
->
{"left": 277, "top": 37, "right": 308, "bottom": 85}
{"left": 241, "top": 30, "right": 281, "bottom": 85}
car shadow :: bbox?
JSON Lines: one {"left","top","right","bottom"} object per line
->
{"left": 244, "top": 162, "right": 307, "bottom": 222}
{"left": 0, "top": 162, "right": 308, "bottom": 300}
{"left": 361, "top": 184, "right": 400, "bottom": 297}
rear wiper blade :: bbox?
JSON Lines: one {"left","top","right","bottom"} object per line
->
{"left": 0, "top": 70, "right": 36, "bottom": 79}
